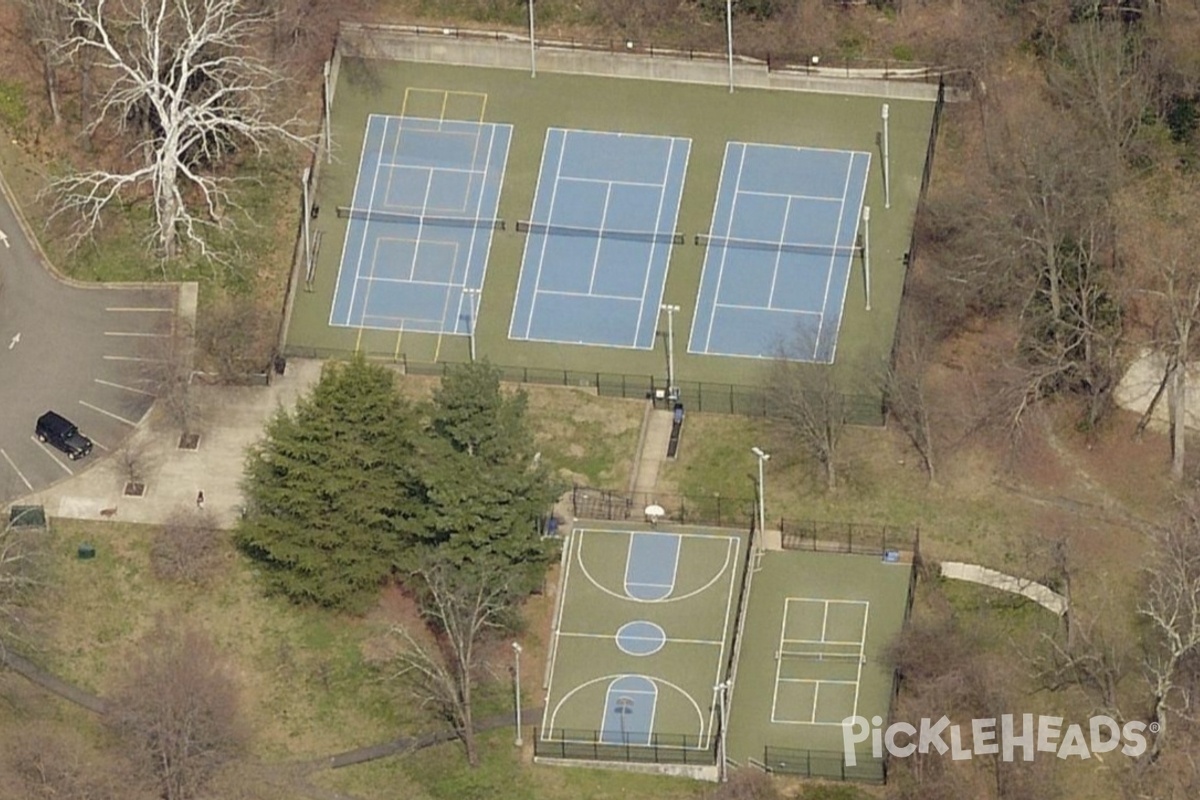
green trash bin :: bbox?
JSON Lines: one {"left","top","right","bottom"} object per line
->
{"left": 77, "top": 544, "right": 96, "bottom": 560}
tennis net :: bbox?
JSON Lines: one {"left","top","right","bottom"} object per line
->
{"left": 517, "top": 220, "right": 684, "bottom": 246}
{"left": 695, "top": 233, "right": 861, "bottom": 258}
{"left": 337, "top": 206, "right": 506, "bottom": 230}
{"left": 776, "top": 649, "right": 864, "bottom": 664}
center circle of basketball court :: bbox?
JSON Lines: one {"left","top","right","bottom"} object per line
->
{"left": 616, "top": 621, "right": 667, "bottom": 656}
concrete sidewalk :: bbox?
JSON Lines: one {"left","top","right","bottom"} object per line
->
{"left": 21, "top": 359, "right": 325, "bottom": 530}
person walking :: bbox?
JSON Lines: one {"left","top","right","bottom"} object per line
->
{"left": 196, "top": 490, "right": 205, "bottom": 510}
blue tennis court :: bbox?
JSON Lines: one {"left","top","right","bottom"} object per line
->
{"left": 508, "top": 128, "right": 691, "bottom": 349}
{"left": 330, "top": 114, "right": 511, "bottom": 334}
{"left": 689, "top": 143, "right": 870, "bottom": 363}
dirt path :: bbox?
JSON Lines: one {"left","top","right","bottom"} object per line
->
{"left": 2, "top": 643, "right": 542, "bottom": 800}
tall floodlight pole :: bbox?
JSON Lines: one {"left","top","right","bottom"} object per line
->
{"left": 661, "top": 304, "right": 680, "bottom": 400}
{"left": 463, "top": 288, "right": 481, "bottom": 362}
{"left": 301, "top": 167, "right": 312, "bottom": 285}
{"left": 714, "top": 682, "right": 730, "bottom": 782}
{"left": 882, "top": 103, "right": 891, "bottom": 210}
{"left": 726, "top": 0, "right": 734, "bottom": 93}
{"left": 512, "top": 642, "right": 524, "bottom": 746}
{"left": 323, "top": 61, "right": 332, "bottom": 164}
{"left": 863, "top": 206, "right": 872, "bottom": 311}
{"left": 528, "top": 0, "right": 537, "bottom": 77}
{"left": 751, "top": 447, "right": 770, "bottom": 546}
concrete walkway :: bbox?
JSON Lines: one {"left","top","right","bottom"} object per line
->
{"left": 630, "top": 409, "right": 675, "bottom": 498}
{"left": 939, "top": 561, "right": 1068, "bottom": 616}
{"left": 19, "top": 359, "right": 325, "bottom": 529}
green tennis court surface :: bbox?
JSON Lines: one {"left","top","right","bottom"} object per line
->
{"left": 540, "top": 527, "right": 748, "bottom": 754}
{"left": 724, "top": 548, "right": 912, "bottom": 775}
{"left": 286, "top": 50, "right": 936, "bottom": 395}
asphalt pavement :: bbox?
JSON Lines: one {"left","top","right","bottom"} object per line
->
{"left": 0, "top": 163, "right": 191, "bottom": 508}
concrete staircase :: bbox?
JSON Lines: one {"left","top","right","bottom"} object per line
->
{"left": 629, "top": 406, "right": 676, "bottom": 498}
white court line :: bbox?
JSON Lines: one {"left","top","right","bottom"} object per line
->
{"left": 31, "top": 438, "right": 73, "bottom": 475}
{"left": 709, "top": 534, "right": 741, "bottom": 744}
{"left": 537, "top": 288, "right": 640, "bottom": 302}
{"left": 557, "top": 631, "right": 726, "bottom": 647}
{"left": 358, "top": 276, "right": 463, "bottom": 289}
{"left": 714, "top": 301, "right": 821, "bottom": 315}
{"left": 449, "top": 122, "right": 498, "bottom": 332}
{"left": 540, "top": 529, "right": 578, "bottom": 734}
{"left": 467, "top": 125, "right": 512, "bottom": 330}
{"left": 586, "top": 182, "right": 614, "bottom": 295}
{"left": 525, "top": 129, "right": 569, "bottom": 339}
{"left": 510, "top": 128, "right": 554, "bottom": 341}
{"left": 825, "top": 151, "right": 872, "bottom": 366}
{"left": 852, "top": 601, "right": 871, "bottom": 720}
{"left": 821, "top": 600, "right": 830, "bottom": 642}
{"left": 631, "top": 136, "right": 675, "bottom": 348}
{"left": 575, "top": 527, "right": 739, "bottom": 541}
{"left": 769, "top": 591, "right": 790, "bottom": 723}
{"left": 738, "top": 189, "right": 845, "bottom": 202}
{"left": 104, "top": 331, "right": 169, "bottom": 338}
{"left": 812, "top": 153, "right": 856, "bottom": 362}
{"left": 703, "top": 143, "right": 747, "bottom": 354}
{"left": 376, "top": 162, "right": 486, "bottom": 175}
{"left": 786, "top": 637, "right": 868, "bottom": 646}
{"left": 93, "top": 379, "right": 154, "bottom": 396}
{"left": 340, "top": 115, "right": 392, "bottom": 327}
{"left": 558, "top": 175, "right": 668, "bottom": 189}
{"left": 767, "top": 195, "right": 794, "bottom": 309}
{"left": 688, "top": 141, "right": 735, "bottom": 355}
{"left": 0, "top": 448, "right": 32, "bottom": 490}
{"left": 623, "top": 531, "right": 680, "bottom": 599}
{"left": 78, "top": 400, "right": 137, "bottom": 427}
{"left": 106, "top": 307, "right": 172, "bottom": 312}
{"left": 576, "top": 530, "right": 738, "bottom": 606}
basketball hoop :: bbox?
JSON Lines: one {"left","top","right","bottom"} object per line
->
{"left": 644, "top": 504, "right": 665, "bottom": 526}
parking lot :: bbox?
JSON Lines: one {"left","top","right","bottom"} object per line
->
{"left": 0, "top": 174, "right": 181, "bottom": 508}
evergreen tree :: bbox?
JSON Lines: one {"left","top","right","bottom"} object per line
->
{"left": 236, "top": 358, "right": 419, "bottom": 610}
{"left": 416, "top": 362, "right": 560, "bottom": 593}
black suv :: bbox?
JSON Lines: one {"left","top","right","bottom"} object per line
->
{"left": 36, "top": 411, "right": 93, "bottom": 460}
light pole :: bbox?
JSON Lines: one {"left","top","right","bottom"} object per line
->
{"left": 528, "top": 0, "right": 537, "bottom": 77}
{"left": 714, "top": 681, "right": 730, "bottom": 782}
{"left": 882, "top": 103, "right": 891, "bottom": 210}
{"left": 512, "top": 642, "right": 523, "bottom": 746}
{"left": 301, "top": 167, "right": 312, "bottom": 289}
{"left": 863, "top": 206, "right": 871, "bottom": 312}
{"left": 725, "top": 0, "right": 734, "bottom": 93}
{"left": 751, "top": 447, "right": 769, "bottom": 544}
{"left": 660, "top": 304, "right": 680, "bottom": 401}
{"left": 463, "top": 287, "right": 481, "bottom": 362}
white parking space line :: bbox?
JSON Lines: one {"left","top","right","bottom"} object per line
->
{"left": 78, "top": 400, "right": 138, "bottom": 427}
{"left": 95, "top": 378, "right": 155, "bottom": 396}
{"left": 0, "top": 448, "right": 33, "bottom": 490}
{"left": 103, "top": 355, "right": 164, "bottom": 363}
{"left": 106, "top": 307, "right": 173, "bottom": 312}
{"left": 104, "top": 331, "right": 170, "bottom": 338}
{"left": 31, "top": 438, "right": 74, "bottom": 475}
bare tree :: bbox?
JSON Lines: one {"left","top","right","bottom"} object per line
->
{"left": 108, "top": 619, "right": 245, "bottom": 800}
{"left": 1, "top": 725, "right": 147, "bottom": 800}
{"left": 1139, "top": 503, "right": 1200, "bottom": 765}
{"left": 772, "top": 361, "right": 850, "bottom": 491}
{"left": 390, "top": 558, "right": 514, "bottom": 767}
{"left": 197, "top": 292, "right": 272, "bottom": 382}
{"left": 145, "top": 316, "right": 195, "bottom": 434}
{"left": 881, "top": 311, "right": 938, "bottom": 484}
{"left": 1119, "top": 178, "right": 1200, "bottom": 480}
{"left": 49, "top": 0, "right": 312, "bottom": 262}
{"left": 0, "top": 509, "right": 47, "bottom": 650}
{"left": 18, "top": 0, "right": 69, "bottom": 126}
{"left": 150, "top": 511, "right": 223, "bottom": 584}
